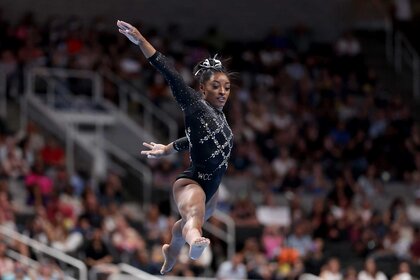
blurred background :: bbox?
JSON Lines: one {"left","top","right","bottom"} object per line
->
{"left": 0, "top": 0, "right": 420, "bottom": 279}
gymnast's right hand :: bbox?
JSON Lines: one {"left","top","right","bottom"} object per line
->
{"left": 141, "top": 142, "right": 168, "bottom": 159}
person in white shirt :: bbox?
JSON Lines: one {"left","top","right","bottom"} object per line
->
{"left": 216, "top": 253, "right": 247, "bottom": 280}
{"left": 407, "top": 190, "right": 420, "bottom": 225}
{"left": 357, "top": 258, "right": 388, "bottom": 280}
{"left": 392, "top": 261, "right": 413, "bottom": 280}
{"left": 319, "top": 258, "right": 343, "bottom": 280}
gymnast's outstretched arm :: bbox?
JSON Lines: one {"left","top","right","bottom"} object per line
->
{"left": 117, "top": 20, "right": 156, "bottom": 58}
{"left": 117, "top": 20, "right": 201, "bottom": 112}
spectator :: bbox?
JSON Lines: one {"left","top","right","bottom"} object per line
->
{"left": 319, "top": 258, "right": 343, "bottom": 280}
{"left": 391, "top": 0, "right": 413, "bottom": 35}
{"left": 7, "top": 262, "right": 32, "bottom": 280}
{"left": 391, "top": 261, "right": 414, "bottom": 280}
{"left": 85, "top": 228, "right": 118, "bottom": 280}
{"left": 230, "top": 195, "right": 259, "bottom": 227}
{"left": 305, "top": 238, "right": 327, "bottom": 276}
{"left": 111, "top": 215, "right": 144, "bottom": 262}
{"left": 40, "top": 137, "right": 65, "bottom": 168}
{"left": 409, "top": 228, "right": 420, "bottom": 264}
{"left": 406, "top": 190, "right": 420, "bottom": 225}
{"left": 335, "top": 32, "right": 361, "bottom": 57}
{"left": 35, "top": 260, "right": 64, "bottom": 280}
{"left": 129, "top": 249, "right": 160, "bottom": 275}
{"left": 143, "top": 204, "right": 168, "bottom": 245}
{"left": 216, "top": 252, "right": 247, "bottom": 280}
{"left": 287, "top": 223, "right": 314, "bottom": 259}
{"left": 261, "top": 225, "right": 284, "bottom": 260}
{"left": 97, "top": 172, "right": 123, "bottom": 206}
{"left": 0, "top": 190, "right": 16, "bottom": 229}
{"left": 357, "top": 258, "right": 388, "bottom": 280}
{"left": 24, "top": 159, "right": 53, "bottom": 206}
{"left": 344, "top": 266, "right": 358, "bottom": 280}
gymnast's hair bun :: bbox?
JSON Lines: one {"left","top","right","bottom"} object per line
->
{"left": 193, "top": 55, "right": 225, "bottom": 77}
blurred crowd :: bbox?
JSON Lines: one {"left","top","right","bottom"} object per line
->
{"left": 1, "top": 9, "right": 420, "bottom": 280}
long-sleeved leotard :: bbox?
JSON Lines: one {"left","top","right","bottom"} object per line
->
{"left": 148, "top": 51, "right": 233, "bottom": 202}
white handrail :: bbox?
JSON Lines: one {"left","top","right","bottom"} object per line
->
{"left": 163, "top": 277, "right": 216, "bottom": 280}
{"left": 6, "top": 250, "right": 40, "bottom": 270}
{"left": 28, "top": 67, "right": 102, "bottom": 108}
{"left": 211, "top": 210, "right": 236, "bottom": 260}
{"left": 23, "top": 94, "right": 90, "bottom": 177}
{"left": 25, "top": 67, "right": 154, "bottom": 191}
{"left": 0, "top": 225, "right": 87, "bottom": 280}
{"left": 7, "top": 250, "right": 77, "bottom": 280}
{"left": 101, "top": 99, "right": 154, "bottom": 143}
{"left": 30, "top": 67, "right": 98, "bottom": 81}
{"left": 109, "top": 263, "right": 162, "bottom": 280}
{"left": 101, "top": 70, "right": 178, "bottom": 142}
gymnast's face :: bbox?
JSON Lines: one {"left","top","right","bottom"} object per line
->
{"left": 201, "top": 72, "right": 231, "bottom": 109}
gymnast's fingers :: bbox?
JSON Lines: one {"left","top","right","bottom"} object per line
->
{"left": 117, "top": 21, "right": 128, "bottom": 31}
{"left": 142, "top": 142, "right": 153, "bottom": 149}
{"left": 118, "top": 20, "right": 133, "bottom": 30}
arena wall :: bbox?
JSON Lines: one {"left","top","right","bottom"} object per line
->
{"left": 3, "top": 0, "right": 353, "bottom": 41}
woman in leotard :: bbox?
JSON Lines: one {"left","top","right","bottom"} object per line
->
{"left": 117, "top": 20, "right": 233, "bottom": 274}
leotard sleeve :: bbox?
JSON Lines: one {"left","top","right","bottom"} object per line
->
{"left": 172, "top": 137, "right": 190, "bottom": 152}
{"left": 148, "top": 51, "right": 202, "bottom": 113}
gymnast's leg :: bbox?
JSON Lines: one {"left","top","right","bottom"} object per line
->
{"left": 160, "top": 180, "right": 218, "bottom": 274}
{"left": 160, "top": 219, "right": 185, "bottom": 274}
{"left": 175, "top": 179, "right": 209, "bottom": 260}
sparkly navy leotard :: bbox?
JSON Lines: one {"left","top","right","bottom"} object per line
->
{"left": 148, "top": 51, "right": 233, "bottom": 202}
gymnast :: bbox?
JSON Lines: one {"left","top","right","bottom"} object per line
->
{"left": 117, "top": 20, "right": 233, "bottom": 274}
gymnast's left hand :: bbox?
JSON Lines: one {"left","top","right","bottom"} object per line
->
{"left": 141, "top": 142, "right": 169, "bottom": 159}
{"left": 117, "top": 20, "right": 142, "bottom": 45}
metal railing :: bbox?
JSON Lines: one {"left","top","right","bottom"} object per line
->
{"left": 101, "top": 70, "right": 178, "bottom": 143}
{"left": 26, "top": 67, "right": 103, "bottom": 106}
{"left": 205, "top": 210, "right": 236, "bottom": 260}
{"left": 6, "top": 250, "right": 40, "bottom": 270}
{"left": 24, "top": 67, "right": 153, "bottom": 196}
{"left": 0, "top": 225, "right": 87, "bottom": 280}
{"left": 6, "top": 250, "right": 78, "bottom": 280}
{"left": 21, "top": 94, "right": 93, "bottom": 178}
{"left": 369, "top": 0, "right": 420, "bottom": 99}
{"left": 109, "top": 264, "right": 162, "bottom": 280}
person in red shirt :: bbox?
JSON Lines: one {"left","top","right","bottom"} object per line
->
{"left": 40, "top": 137, "right": 65, "bottom": 167}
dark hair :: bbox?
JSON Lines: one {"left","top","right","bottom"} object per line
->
{"left": 193, "top": 55, "right": 230, "bottom": 84}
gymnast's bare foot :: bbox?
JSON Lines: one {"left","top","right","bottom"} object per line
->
{"left": 160, "top": 244, "right": 178, "bottom": 275}
{"left": 189, "top": 237, "right": 210, "bottom": 260}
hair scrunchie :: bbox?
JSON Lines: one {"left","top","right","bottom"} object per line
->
{"left": 194, "top": 55, "right": 223, "bottom": 77}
